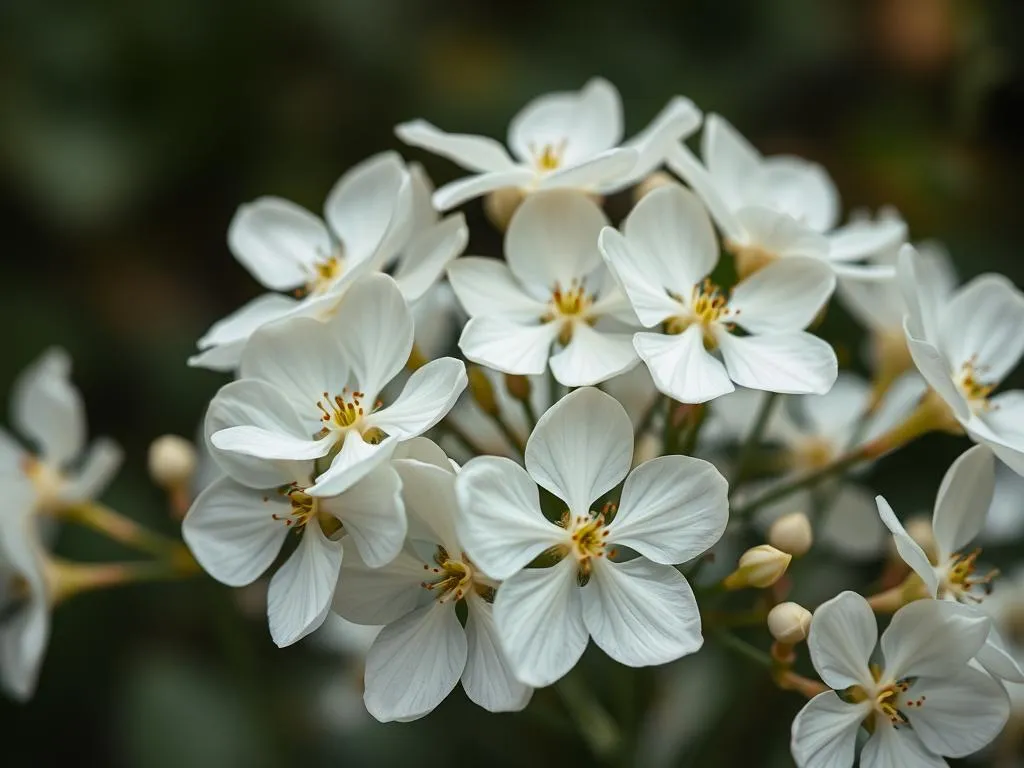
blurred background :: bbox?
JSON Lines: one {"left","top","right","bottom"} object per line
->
{"left": 2, "top": 0, "right": 1024, "bottom": 765}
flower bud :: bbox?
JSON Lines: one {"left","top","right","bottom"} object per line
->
{"left": 147, "top": 435, "right": 197, "bottom": 490}
{"left": 723, "top": 545, "right": 791, "bottom": 590}
{"left": 768, "top": 512, "right": 813, "bottom": 557}
{"left": 484, "top": 187, "right": 525, "bottom": 232}
{"left": 632, "top": 171, "right": 675, "bottom": 204}
{"left": 767, "top": 602, "right": 811, "bottom": 644}
{"left": 504, "top": 374, "right": 532, "bottom": 403}
{"left": 467, "top": 366, "right": 499, "bottom": 416}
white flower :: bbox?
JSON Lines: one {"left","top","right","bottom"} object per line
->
{"left": 667, "top": 114, "right": 905, "bottom": 281}
{"left": 206, "top": 273, "right": 467, "bottom": 497}
{"left": 877, "top": 444, "right": 1024, "bottom": 684}
{"left": 982, "top": 460, "right": 1024, "bottom": 544}
{"left": 396, "top": 78, "right": 702, "bottom": 210}
{"left": 191, "top": 154, "right": 468, "bottom": 371}
{"left": 982, "top": 569, "right": 1024, "bottom": 718}
{"left": 599, "top": 184, "right": 838, "bottom": 403}
{"left": 454, "top": 387, "right": 729, "bottom": 687}
{"left": 898, "top": 244, "right": 1024, "bottom": 474}
{"left": 448, "top": 190, "right": 639, "bottom": 386}
{"left": 333, "top": 439, "right": 532, "bottom": 721}
{"left": 791, "top": 591, "right": 1008, "bottom": 767}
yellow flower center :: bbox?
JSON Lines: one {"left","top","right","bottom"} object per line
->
{"left": 847, "top": 666, "right": 922, "bottom": 732}
{"left": 314, "top": 390, "right": 388, "bottom": 445}
{"left": 421, "top": 546, "right": 492, "bottom": 604}
{"left": 558, "top": 503, "right": 617, "bottom": 586}
{"left": 270, "top": 485, "right": 343, "bottom": 535}
{"left": 297, "top": 250, "right": 346, "bottom": 298}
{"left": 541, "top": 280, "right": 597, "bottom": 345}
{"left": 530, "top": 140, "right": 566, "bottom": 172}
{"left": 941, "top": 548, "right": 999, "bottom": 603}
{"left": 665, "top": 279, "right": 734, "bottom": 349}
{"left": 956, "top": 359, "right": 995, "bottom": 412}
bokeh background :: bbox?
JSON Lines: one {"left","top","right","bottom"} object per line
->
{"left": 2, "top": 0, "right": 1024, "bottom": 765}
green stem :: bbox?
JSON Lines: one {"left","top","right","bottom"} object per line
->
{"left": 713, "top": 630, "right": 774, "bottom": 669}
{"left": 60, "top": 502, "right": 184, "bottom": 559}
{"left": 677, "top": 403, "right": 707, "bottom": 456}
{"left": 732, "top": 392, "right": 779, "bottom": 485}
{"left": 521, "top": 398, "right": 539, "bottom": 433}
{"left": 556, "top": 674, "right": 624, "bottom": 764}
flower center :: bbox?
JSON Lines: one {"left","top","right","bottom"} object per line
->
{"left": 559, "top": 504, "right": 616, "bottom": 586}
{"left": 271, "top": 485, "right": 343, "bottom": 535}
{"left": 665, "top": 279, "right": 734, "bottom": 348}
{"left": 314, "top": 389, "right": 387, "bottom": 444}
{"left": 541, "top": 280, "right": 597, "bottom": 344}
{"left": 940, "top": 548, "right": 998, "bottom": 603}
{"left": 956, "top": 359, "right": 995, "bottom": 413}
{"left": 421, "top": 546, "right": 491, "bottom": 604}
{"left": 530, "top": 140, "right": 566, "bottom": 172}
{"left": 302, "top": 250, "right": 346, "bottom": 297}
{"left": 873, "top": 677, "right": 918, "bottom": 728}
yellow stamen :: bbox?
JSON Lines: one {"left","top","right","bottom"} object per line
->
{"left": 563, "top": 508, "right": 614, "bottom": 587}
{"left": 540, "top": 279, "right": 597, "bottom": 345}
{"left": 530, "top": 140, "right": 567, "bottom": 172}
{"left": 421, "top": 546, "right": 489, "bottom": 603}
{"left": 957, "top": 358, "right": 995, "bottom": 412}
{"left": 665, "top": 279, "right": 734, "bottom": 349}
{"left": 944, "top": 548, "right": 999, "bottom": 602}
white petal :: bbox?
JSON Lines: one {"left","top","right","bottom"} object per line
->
{"left": 818, "top": 484, "right": 889, "bottom": 560}
{"left": 549, "top": 326, "right": 639, "bottom": 387}
{"left": 790, "top": 691, "right": 868, "bottom": 768}
{"left": 880, "top": 599, "right": 990, "bottom": 679}
{"left": 455, "top": 456, "right": 564, "bottom": 580}
{"left": 635, "top": 327, "right": 734, "bottom": 404}
{"left": 931, "top": 445, "right": 994, "bottom": 560}
{"left": 393, "top": 214, "right": 468, "bottom": 302}
{"left": 617, "top": 96, "right": 702, "bottom": 186}
{"left": 903, "top": 323, "right": 969, "bottom": 421}
{"left": 227, "top": 197, "right": 330, "bottom": 290}
{"left": 729, "top": 257, "right": 836, "bottom": 333}
{"left": 827, "top": 212, "right": 906, "bottom": 262}
{"left": 307, "top": 430, "right": 396, "bottom": 497}
{"left": 538, "top": 148, "right": 638, "bottom": 192}
{"left": 525, "top": 387, "right": 632, "bottom": 515}
{"left": 447, "top": 257, "right": 549, "bottom": 321}
{"left": 211, "top": 424, "right": 329, "bottom": 462}
{"left": 755, "top": 156, "right": 840, "bottom": 233}
{"left": 62, "top": 437, "right": 123, "bottom": 503}
{"left": 493, "top": 558, "right": 588, "bottom": 687}
{"left": 664, "top": 142, "right": 744, "bottom": 241}
{"left": 717, "top": 331, "right": 837, "bottom": 395}
{"left": 458, "top": 317, "right": 559, "bottom": 376}
{"left": 860, "top": 372, "right": 928, "bottom": 446}
{"left": 876, "top": 495, "right": 939, "bottom": 597}
{"left": 609, "top": 455, "right": 728, "bottom": 564}
{"left": 363, "top": 602, "right": 467, "bottom": 722}
{"left": 333, "top": 548, "right": 428, "bottom": 626}
{"left": 432, "top": 169, "right": 535, "bottom": 211}
{"left": 393, "top": 457, "right": 458, "bottom": 553}
{"left": 800, "top": 372, "right": 870, "bottom": 437}
{"left": 367, "top": 357, "right": 466, "bottom": 438}
{"left": 190, "top": 293, "right": 299, "bottom": 371}
{"left": 12, "top": 348, "right": 84, "bottom": 468}
{"left": 975, "top": 627, "right": 1024, "bottom": 683}
{"left": 806, "top": 590, "right": 876, "bottom": 690}
{"left": 395, "top": 119, "right": 516, "bottom": 173}
{"left": 182, "top": 476, "right": 289, "bottom": 587}
{"left": 462, "top": 595, "right": 533, "bottom": 713}
{"left": 583, "top": 558, "right": 702, "bottom": 667}
{"left": 598, "top": 228, "right": 683, "bottom": 327}
{"left": 967, "top": 391, "right": 1024, "bottom": 475}
{"left": 734, "top": 207, "right": 830, "bottom": 260}
{"left": 940, "top": 274, "right": 1024, "bottom": 381}
{"left": 905, "top": 667, "right": 1009, "bottom": 758}
{"left": 860, "top": 724, "right": 947, "bottom": 768}
{"left": 319, "top": 465, "right": 406, "bottom": 568}
{"left": 983, "top": 460, "right": 1024, "bottom": 542}
{"left": 266, "top": 518, "right": 344, "bottom": 647}
{"left": 897, "top": 243, "right": 948, "bottom": 346}
{"left": 505, "top": 189, "right": 607, "bottom": 290}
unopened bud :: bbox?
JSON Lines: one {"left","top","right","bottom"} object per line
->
{"left": 148, "top": 435, "right": 197, "bottom": 490}
{"left": 467, "top": 366, "right": 499, "bottom": 416}
{"left": 484, "top": 187, "right": 525, "bottom": 232}
{"left": 723, "top": 545, "right": 791, "bottom": 590}
{"left": 768, "top": 512, "right": 813, "bottom": 557}
{"left": 504, "top": 374, "right": 532, "bottom": 403}
{"left": 767, "top": 602, "right": 812, "bottom": 644}
{"left": 632, "top": 171, "right": 675, "bottom": 204}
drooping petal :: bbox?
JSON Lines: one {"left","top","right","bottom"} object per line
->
{"left": 549, "top": 326, "right": 639, "bottom": 387}
{"left": 395, "top": 119, "right": 516, "bottom": 173}
{"left": 182, "top": 476, "right": 289, "bottom": 587}
{"left": 363, "top": 602, "right": 467, "bottom": 722}
{"left": 189, "top": 293, "right": 299, "bottom": 372}
{"left": 790, "top": 691, "right": 869, "bottom": 768}
{"left": 505, "top": 189, "right": 608, "bottom": 290}
{"left": 306, "top": 430, "right": 397, "bottom": 497}
{"left": 728, "top": 257, "right": 835, "bottom": 333}
{"left": 366, "top": 357, "right": 466, "bottom": 439}
{"left": 11, "top": 348, "right": 84, "bottom": 468}
{"left": 931, "top": 445, "right": 994, "bottom": 560}
{"left": 582, "top": 558, "right": 702, "bottom": 667}
{"left": 493, "top": 558, "right": 588, "bottom": 688}
{"left": 635, "top": 327, "right": 734, "bottom": 404}
{"left": 61, "top": 437, "right": 123, "bottom": 503}
{"left": 966, "top": 392, "right": 1024, "bottom": 475}
{"left": 447, "top": 257, "right": 549, "bottom": 321}
{"left": 975, "top": 627, "right": 1024, "bottom": 683}
{"left": 431, "top": 169, "right": 536, "bottom": 211}
{"left": 455, "top": 456, "right": 564, "bottom": 581}
{"left": 939, "top": 274, "right": 1024, "bottom": 382}
{"left": 876, "top": 495, "right": 939, "bottom": 598}
{"left": 615, "top": 96, "right": 702, "bottom": 187}
{"left": 598, "top": 228, "right": 683, "bottom": 327}
{"left": 211, "top": 425, "right": 330, "bottom": 462}
{"left": 458, "top": 317, "right": 560, "bottom": 376}
{"left": 319, "top": 464, "right": 405, "bottom": 569}
{"left": 904, "top": 667, "right": 1009, "bottom": 758}
{"left": 806, "top": 591, "right": 876, "bottom": 690}
{"left": 462, "top": 595, "right": 533, "bottom": 713}
{"left": 525, "top": 387, "right": 632, "bottom": 516}
{"left": 392, "top": 214, "right": 468, "bottom": 302}
{"left": 717, "top": 331, "right": 837, "bottom": 396}
{"left": 266, "top": 518, "right": 344, "bottom": 647}
{"left": 333, "top": 548, "right": 428, "bottom": 626}
{"left": 880, "top": 599, "right": 990, "bottom": 679}
{"left": 608, "top": 455, "right": 728, "bottom": 564}
{"left": 227, "top": 197, "right": 330, "bottom": 290}
{"left": 860, "top": 724, "right": 946, "bottom": 768}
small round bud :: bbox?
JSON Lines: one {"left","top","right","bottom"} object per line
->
{"left": 723, "top": 545, "right": 792, "bottom": 590}
{"left": 467, "top": 366, "right": 499, "bottom": 416}
{"left": 504, "top": 374, "right": 532, "bottom": 403}
{"left": 768, "top": 512, "right": 813, "bottom": 557}
{"left": 484, "top": 187, "right": 525, "bottom": 232}
{"left": 767, "top": 602, "right": 812, "bottom": 644}
{"left": 147, "top": 435, "right": 197, "bottom": 490}
{"left": 632, "top": 171, "right": 675, "bottom": 204}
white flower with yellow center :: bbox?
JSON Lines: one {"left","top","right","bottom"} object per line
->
{"left": 334, "top": 440, "right": 532, "bottom": 721}
{"left": 897, "top": 244, "right": 1024, "bottom": 474}
{"left": 0, "top": 349, "right": 122, "bottom": 700}
{"left": 396, "top": 78, "right": 702, "bottom": 211}
{"left": 877, "top": 445, "right": 1024, "bottom": 684}
{"left": 454, "top": 387, "right": 728, "bottom": 687}
{"left": 667, "top": 114, "right": 906, "bottom": 281}
{"left": 207, "top": 274, "right": 467, "bottom": 498}
{"left": 599, "top": 185, "right": 838, "bottom": 404}
{"left": 448, "top": 190, "right": 639, "bottom": 386}
{"left": 191, "top": 154, "right": 468, "bottom": 371}
{"left": 792, "top": 592, "right": 1008, "bottom": 767}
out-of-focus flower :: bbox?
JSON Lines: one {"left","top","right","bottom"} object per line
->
{"left": 791, "top": 592, "right": 1008, "bottom": 767}
{"left": 191, "top": 156, "right": 467, "bottom": 371}
{"left": 898, "top": 244, "right": 1024, "bottom": 474}
{"left": 667, "top": 115, "right": 905, "bottom": 281}
{"left": 455, "top": 387, "right": 728, "bottom": 687}
{"left": 982, "top": 462, "right": 1024, "bottom": 544}
{"left": 599, "top": 185, "right": 837, "bottom": 403}
{"left": 449, "top": 190, "right": 639, "bottom": 386}
{"left": 396, "top": 78, "right": 701, "bottom": 211}
{"left": 207, "top": 274, "right": 466, "bottom": 497}
{"left": 334, "top": 440, "right": 531, "bottom": 721}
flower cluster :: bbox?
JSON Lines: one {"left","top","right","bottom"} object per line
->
{"left": 4, "top": 76, "right": 1024, "bottom": 767}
